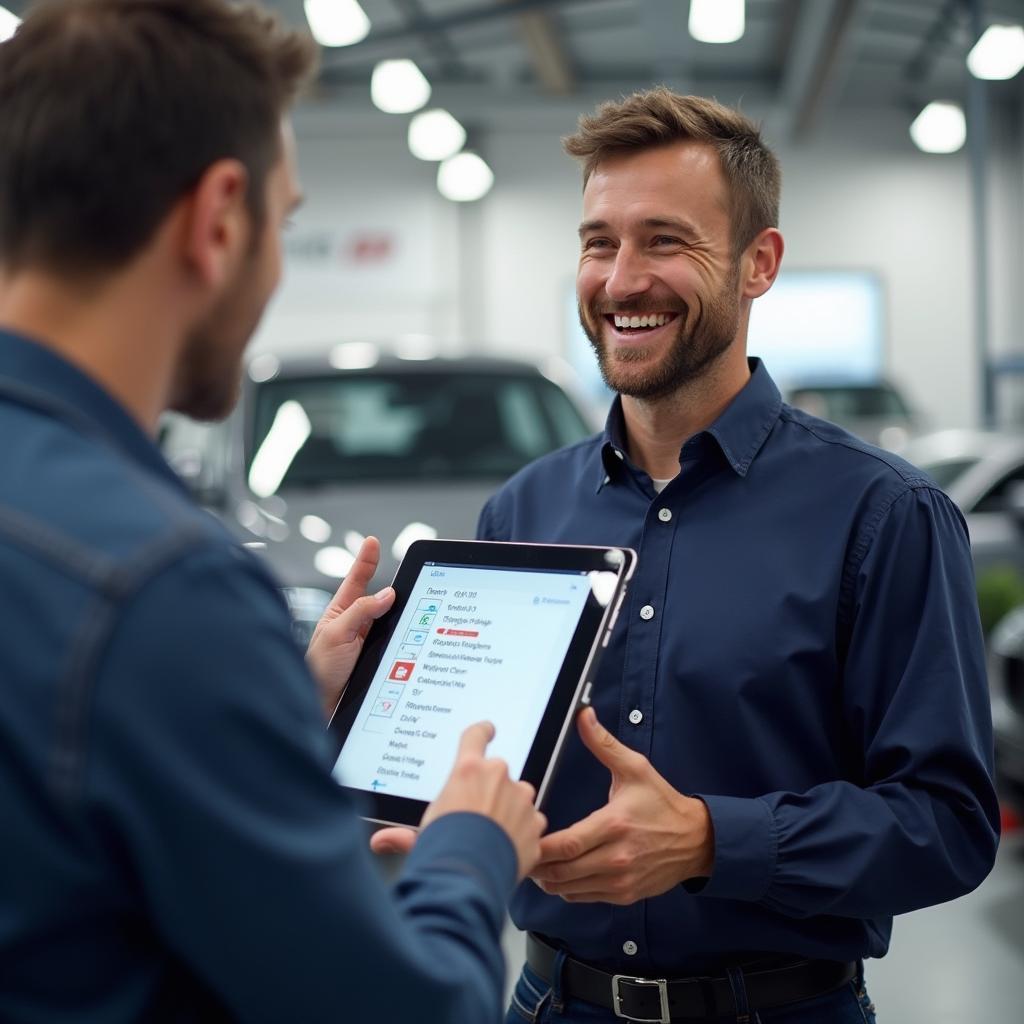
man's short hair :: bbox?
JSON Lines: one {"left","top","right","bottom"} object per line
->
{"left": 0, "top": 0, "right": 318, "bottom": 277}
{"left": 563, "top": 88, "right": 781, "bottom": 258}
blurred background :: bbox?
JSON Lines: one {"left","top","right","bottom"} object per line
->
{"left": 4, "top": 0, "right": 1021, "bottom": 1016}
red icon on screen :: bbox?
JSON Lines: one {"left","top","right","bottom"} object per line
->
{"left": 388, "top": 661, "right": 416, "bottom": 682}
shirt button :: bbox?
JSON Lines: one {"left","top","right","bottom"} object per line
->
{"left": 623, "top": 940, "right": 638, "bottom": 956}
{"left": 614, "top": 449, "right": 625, "bottom": 460}
{"left": 639, "top": 604, "right": 655, "bottom": 620}
{"left": 628, "top": 709, "right": 643, "bottom": 725}
{"left": 657, "top": 508, "right": 672, "bottom": 522}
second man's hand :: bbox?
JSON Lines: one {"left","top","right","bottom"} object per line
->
{"left": 531, "top": 707, "right": 714, "bottom": 904}
{"left": 306, "top": 536, "right": 395, "bottom": 718}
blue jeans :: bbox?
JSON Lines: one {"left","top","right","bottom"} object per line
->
{"left": 505, "top": 960, "right": 877, "bottom": 1024}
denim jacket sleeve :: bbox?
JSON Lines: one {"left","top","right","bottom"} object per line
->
{"left": 85, "top": 541, "right": 516, "bottom": 1022}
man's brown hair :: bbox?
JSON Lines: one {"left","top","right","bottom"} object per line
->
{"left": 563, "top": 88, "right": 781, "bottom": 257}
{"left": 0, "top": 0, "right": 318, "bottom": 276}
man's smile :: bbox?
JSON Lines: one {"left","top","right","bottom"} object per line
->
{"left": 600, "top": 311, "right": 680, "bottom": 342}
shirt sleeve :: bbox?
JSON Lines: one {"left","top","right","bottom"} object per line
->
{"left": 477, "top": 494, "right": 509, "bottom": 541}
{"left": 694, "top": 485, "right": 1000, "bottom": 918}
{"left": 86, "top": 542, "right": 517, "bottom": 1022}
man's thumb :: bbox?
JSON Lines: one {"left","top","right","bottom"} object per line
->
{"left": 577, "top": 707, "right": 641, "bottom": 774}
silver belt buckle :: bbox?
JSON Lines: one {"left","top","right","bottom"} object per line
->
{"left": 611, "top": 974, "right": 670, "bottom": 1023}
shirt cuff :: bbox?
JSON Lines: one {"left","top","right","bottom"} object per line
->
{"left": 689, "top": 794, "right": 777, "bottom": 902}
{"left": 407, "top": 812, "right": 518, "bottom": 906}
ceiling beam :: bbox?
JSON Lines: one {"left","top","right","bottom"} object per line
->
{"left": 512, "top": 3, "right": 576, "bottom": 96}
{"left": 318, "top": 0, "right": 587, "bottom": 71}
{"left": 768, "top": 0, "right": 865, "bottom": 144}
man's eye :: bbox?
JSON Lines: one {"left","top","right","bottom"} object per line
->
{"left": 652, "top": 235, "right": 682, "bottom": 246}
{"left": 583, "top": 238, "right": 612, "bottom": 250}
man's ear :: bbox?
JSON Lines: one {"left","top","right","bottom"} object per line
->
{"left": 181, "top": 159, "right": 251, "bottom": 288}
{"left": 740, "top": 227, "right": 784, "bottom": 300}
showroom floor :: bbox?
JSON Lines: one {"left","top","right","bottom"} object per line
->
{"left": 501, "top": 831, "right": 1024, "bottom": 1022}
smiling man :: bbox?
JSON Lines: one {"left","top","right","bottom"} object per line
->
{"left": 477, "top": 89, "right": 1000, "bottom": 1023}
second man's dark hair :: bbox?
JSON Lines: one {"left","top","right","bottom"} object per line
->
{"left": 0, "top": 0, "right": 318, "bottom": 277}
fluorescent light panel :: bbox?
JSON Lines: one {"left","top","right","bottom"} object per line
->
{"left": 437, "top": 152, "right": 494, "bottom": 202}
{"left": 371, "top": 59, "right": 431, "bottom": 114}
{"left": 304, "top": 0, "right": 370, "bottom": 48}
{"left": 0, "top": 5, "right": 20, "bottom": 42}
{"left": 967, "top": 24, "right": 1024, "bottom": 80}
{"left": 688, "top": 0, "right": 745, "bottom": 44}
{"left": 408, "top": 109, "right": 467, "bottom": 162}
{"left": 909, "top": 102, "right": 966, "bottom": 154}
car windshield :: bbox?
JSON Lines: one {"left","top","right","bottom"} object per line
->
{"left": 790, "top": 386, "right": 909, "bottom": 419}
{"left": 915, "top": 457, "right": 981, "bottom": 490}
{"left": 247, "top": 370, "right": 591, "bottom": 490}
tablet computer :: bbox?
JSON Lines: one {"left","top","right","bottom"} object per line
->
{"left": 328, "top": 539, "right": 635, "bottom": 828}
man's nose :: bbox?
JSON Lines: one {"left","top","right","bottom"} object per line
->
{"left": 604, "top": 249, "right": 652, "bottom": 302}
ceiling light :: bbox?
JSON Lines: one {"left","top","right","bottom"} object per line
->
{"left": 688, "top": 0, "right": 745, "bottom": 44}
{"left": 329, "top": 342, "right": 379, "bottom": 370}
{"left": 437, "top": 152, "right": 494, "bottom": 202}
{"left": 967, "top": 24, "right": 1024, "bottom": 80}
{"left": 371, "top": 59, "right": 431, "bottom": 114}
{"left": 408, "top": 109, "right": 467, "bottom": 161}
{"left": 0, "top": 6, "right": 19, "bottom": 42}
{"left": 304, "top": 0, "right": 369, "bottom": 47}
{"left": 909, "top": 101, "right": 966, "bottom": 154}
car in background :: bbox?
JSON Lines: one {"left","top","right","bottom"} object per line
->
{"left": 785, "top": 379, "right": 922, "bottom": 450}
{"left": 160, "top": 347, "right": 594, "bottom": 640}
{"left": 898, "top": 430, "right": 1024, "bottom": 589}
{"left": 985, "top": 609, "right": 1024, "bottom": 820}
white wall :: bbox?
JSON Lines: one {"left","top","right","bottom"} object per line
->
{"left": 255, "top": 101, "right": 1023, "bottom": 432}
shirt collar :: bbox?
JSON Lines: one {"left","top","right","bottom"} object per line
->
{"left": 597, "top": 357, "right": 782, "bottom": 489}
{"left": 0, "top": 328, "right": 188, "bottom": 493}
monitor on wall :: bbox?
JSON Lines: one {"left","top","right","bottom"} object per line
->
{"left": 747, "top": 269, "right": 885, "bottom": 388}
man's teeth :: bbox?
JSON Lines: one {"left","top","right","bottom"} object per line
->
{"left": 613, "top": 313, "right": 671, "bottom": 329}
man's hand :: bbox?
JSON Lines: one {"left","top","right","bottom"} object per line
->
{"left": 371, "top": 722, "right": 547, "bottom": 881}
{"left": 530, "top": 707, "right": 714, "bottom": 904}
{"left": 306, "top": 536, "right": 395, "bottom": 718}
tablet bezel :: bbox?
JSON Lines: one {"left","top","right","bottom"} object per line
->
{"left": 327, "top": 539, "right": 634, "bottom": 828}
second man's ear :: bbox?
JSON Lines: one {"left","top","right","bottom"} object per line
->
{"left": 183, "top": 159, "right": 251, "bottom": 288}
{"left": 741, "top": 227, "right": 784, "bottom": 300}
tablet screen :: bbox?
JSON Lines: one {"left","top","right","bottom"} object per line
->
{"left": 331, "top": 560, "right": 592, "bottom": 802}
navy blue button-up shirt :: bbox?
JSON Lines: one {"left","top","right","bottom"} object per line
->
{"left": 478, "top": 359, "right": 999, "bottom": 974}
{"left": 0, "top": 329, "right": 517, "bottom": 1022}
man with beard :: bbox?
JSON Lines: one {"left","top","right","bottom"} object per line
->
{"left": 0, "top": 1, "right": 545, "bottom": 1021}
{"left": 376, "top": 90, "right": 1000, "bottom": 1022}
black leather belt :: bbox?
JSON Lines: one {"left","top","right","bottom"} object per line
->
{"left": 526, "top": 934, "right": 857, "bottom": 1022}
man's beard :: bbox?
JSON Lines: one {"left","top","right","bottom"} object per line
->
{"left": 171, "top": 254, "right": 266, "bottom": 422}
{"left": 580, "top": 265, "right": 741, "bottom": 401}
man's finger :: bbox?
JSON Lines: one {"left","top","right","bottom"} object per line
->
{"left": 534, "top": 870, "right": 608, "bottom": 896}
{"left": 324, "top": 588, "right": 395, "bottom": 645}
{"left": 370, "top": 826, "right": 417, "bottom": 856}
{"left": 577, "top": 707, "right": 642, "bottom": 776}
{"left": 456, "top": 720, "right": 496, "bottom": 761}
{"left": 326, "top": 536, "right": 382, "bottom": 614}
{"left": 535, "top": 810, "right": 606, "bottom": 865}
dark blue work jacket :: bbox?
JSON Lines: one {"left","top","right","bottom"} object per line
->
{"left": 479, "top": 358, "right": 999, "bottom": 975}
{"left": 0, "top": 329, "right": 516, "bottom": 1022}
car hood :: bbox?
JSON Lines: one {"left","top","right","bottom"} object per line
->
{"left": 251, "top": 479, "right": 503, "bottom": 591}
